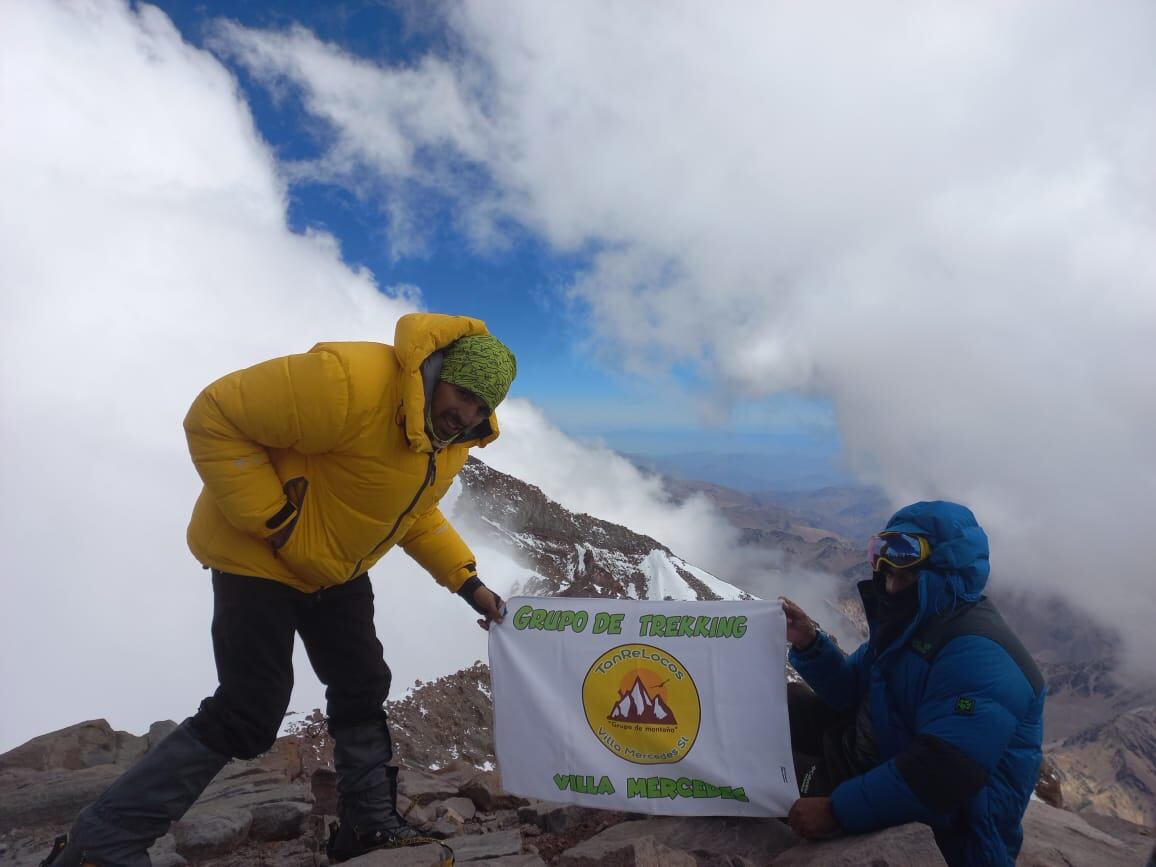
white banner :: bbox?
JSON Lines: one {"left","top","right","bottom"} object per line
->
{"left": 489, "top": 596, "right": 798, "bottom": 817}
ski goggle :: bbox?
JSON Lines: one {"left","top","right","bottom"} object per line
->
{"left": 868, "top": 532, "right": 931, "bottom": 572}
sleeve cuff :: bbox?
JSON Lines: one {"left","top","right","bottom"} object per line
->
{"left": 456, "top": 575, "right": 490, "bottom": 615}
{"left": 789, "top": 629, "right": 829, "bottom": 662}
{"left": 456, "top": 575, "right": 483, "bottom": 599}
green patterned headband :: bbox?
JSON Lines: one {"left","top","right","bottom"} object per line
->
{"left": 439, "top": 334, "right": 517, "bottom": 411}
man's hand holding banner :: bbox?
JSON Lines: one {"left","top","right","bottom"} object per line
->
{"left": 489, "top": 597, "right": 798, "bottom": 816}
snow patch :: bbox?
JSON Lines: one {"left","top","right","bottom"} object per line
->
{"left": 674, "top": 557, "right": 753, "bottom": 601}
{"left": 641, "top": 550, "right": 698, "bottom": 601}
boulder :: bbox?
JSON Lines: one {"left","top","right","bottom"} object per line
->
{"left": 0, "top": 764, "right": 123, "bottom": 827}
{"left": 148, "top": 720, "right": 180, "bottom": 748}
{"left": 436, "top": 796, "right": 477, "bottom": 821}
{"left": 248, "top": 800, "right": 313, "bottom": 841}
{"left": 397, "top": 767, "right": 463, "bottom": 803}
{"left": 557, "top": 833, "right": 698, "bottom": 866}
{"left": 148, "top": 833, "right": 188, "bottom": 867}
{"left": 446, "top": 828, "right": 523, "bottom": 861}
{"left": 342, "top": 842, "right": 455, "bottom": 865}
{"left": 171, "top": 809, "right": 252, "bottom": 859}
{"left": 565, "top": 815, "right": 798, "bottom": 864}
{"left": 1018, "top": 800, "right": 1153, "bottom": 866}
{"left": 768, "top": 822, "right": 947, "bottom": 866}
{"left": 186, "top": 761, "right": 313, "bottom": 815}
{"left": 457, "top": 769, "right": 527, "bottom": 812}
{"left": 430, "top": 815, "right": 463, "bottom": 838}
{"left": 520, "top": 803, "right": 597, "bottom": 834}
{"left": 0, "top": 719, "right": 146, "bottom": 773}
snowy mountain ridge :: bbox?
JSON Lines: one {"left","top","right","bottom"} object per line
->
{"left": 456, "top": 457, "right": 753, "bottom": 603}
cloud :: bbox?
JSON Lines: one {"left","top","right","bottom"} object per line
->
{"left": 214, "top": 1, "right": 1156, "bottom": 672}
{"left": 0, "top": 0, "right": 785, "bottom": 751}
{"left": 482, "top": 400, "right": 782, "bottom": 581}
{"left": 0, "top": 0, "right": 423, "bottom": 750}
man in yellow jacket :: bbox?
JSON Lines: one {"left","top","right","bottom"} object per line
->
{"left": 54, "top": 313, "right": 516, "bottom": 866}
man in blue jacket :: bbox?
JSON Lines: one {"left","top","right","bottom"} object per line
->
{"left": 782, "top": 501, "right": 1044, "bottom": 867}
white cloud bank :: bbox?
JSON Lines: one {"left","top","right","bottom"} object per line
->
{"left": 0, "top": 0, "right": 791, "bottom": 751}
{"left": 211, "top": 1, "right": 1156, "bottom": 676}
{"left": 0, "top": 0, "right": 435, "bottom": 750}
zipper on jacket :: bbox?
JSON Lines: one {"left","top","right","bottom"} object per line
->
{"left": 347, "top": 451, "right": 438, "bottom": 580}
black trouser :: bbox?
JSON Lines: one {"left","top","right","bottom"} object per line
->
{"left": 192, "top": 571, "right": 392, "bottom": 759}
{"left": 788, "top": 682, "right": 858, "bottom": 797}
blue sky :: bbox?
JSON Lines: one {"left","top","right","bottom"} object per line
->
{"left": 148, "top": 0, "right": 846, "bottom": 489}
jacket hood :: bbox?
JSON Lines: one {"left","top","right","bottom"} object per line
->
{"left": 883, "top": 500, "right": 990, "bottom": 602}
{"left": 393, "top": 312, "right": 501, "bottom": 452}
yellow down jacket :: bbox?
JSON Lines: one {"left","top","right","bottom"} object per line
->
{"left": 184, "top": 313, "right": 499, "bottom": 593}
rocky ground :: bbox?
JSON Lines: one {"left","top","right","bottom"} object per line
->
{"left": 2, "top": 713, "right": 1153, "bottom": 867}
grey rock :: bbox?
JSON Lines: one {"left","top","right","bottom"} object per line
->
{"left": 189, "top": 839, "right": 320, "bottom": 867}
{"left": 457, "top": 770, "right": 527, "bottom": 812}
{"left": 558, "top": 833, "right": 698, "bottom": 866}
{"left": 458, "top": 776, "right": 496, "bottom": 812}
{"left": 396, "top": 770, "right": 462, "bottom": 803}
{"left": 1018, "top": 800, "right": 1153, "bottom": 867}
{"left": 520, "top": 803, "right": 595, "bottom": 834}
{"left": 187, "top": 761, "right": 313, "bottom": 815}
{"left": 148, "top": 720, "right": 179, "bottom": 748}
{"left": 436, "top": 796, "right": 477, "bottom": 821}
{"left": 0, "top": 764, "right": 122, "bottom": 827}
{"left": 446, "top": 828, "right": 522, "bottom": 861}
{"left": 768, "top": 822, "right": 946, "bottom": 866}
{"left": 479, "top": 808, "right": 520, "bottom": 832}
{"left": 515, "top": 800, "right": 548, "bottom": 825}
{"left": 402, "top": 801, "right": 434, "bottom": 827}
{"left": 573, "top": 816, "right": 798, "bottom": 865}
{"left": 148, "top": 833, "right": 188, "bottom": 867}
{"left": 482, "top": 857, "right": 546, "bottom": 867}
{"left": 0, "top": 720, "right": 145, "bottom": 772}
{"left": 249, "top": 800, "right": 313, "bottom": 841}
{"left": 1075, "top": 810, "right": 1156, "bottom": 860}
{"left": 171, "top": 809, "right": 252, "bottom": 859}
{"left": 0, "top": 723, "right": 310, "bottom": 832}
{"left": 437, "top": 806, "right": 467, "bottom": 824}
{"left": 341, "top": 843, "right": 453, "bottom": 865}
{"left": 429, "top": 816, "right": 462, "bottom": 838}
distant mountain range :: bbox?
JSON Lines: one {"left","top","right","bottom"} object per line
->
{"left": 661, "top": 475, "right": 894, "bottom": 545}
{"left": 623, "top": 450, "right": 853, "bottom": 493}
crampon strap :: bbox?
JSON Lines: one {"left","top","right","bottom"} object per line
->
{"left": 389, "top": 836, "right": 454, "bottom": 865}
{"left": 326, "top": 821, "right": 454, "bottom": 866}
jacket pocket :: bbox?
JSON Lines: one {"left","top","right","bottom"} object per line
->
{"left": 270, "top": 476, "right": 308, "bottom": 551}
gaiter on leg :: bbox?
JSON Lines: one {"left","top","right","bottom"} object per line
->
{"left": 54, "top": 719, "right": 229, "bottom": 867}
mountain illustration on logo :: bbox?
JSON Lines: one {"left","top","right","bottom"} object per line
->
{"left": 608, "top": 676, "right": 678, "bottom": 725}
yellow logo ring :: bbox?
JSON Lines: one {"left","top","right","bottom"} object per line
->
{"left": 581, "top": 643, "right": 701, "bottom": 765}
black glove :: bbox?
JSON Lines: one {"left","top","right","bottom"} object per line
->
{"left": 456, "top": 575, "right": 505, "bottom": 617}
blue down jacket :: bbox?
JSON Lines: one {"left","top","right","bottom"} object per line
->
{"left": 789, "top": 501, "right": 1045, "bottom": 867}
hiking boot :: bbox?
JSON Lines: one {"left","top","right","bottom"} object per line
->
{"left": 325, "top": 809, "right": 429, "bottom": 863}
{"left": 328, "top": 718, "right": 438, "bottom": 862}
{"left": 47, "top": 720, "right": 229, "bottom": 867}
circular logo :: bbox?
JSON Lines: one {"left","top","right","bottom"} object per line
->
{"left": 581, "top": 643, "right": 701, "bottom": 765}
